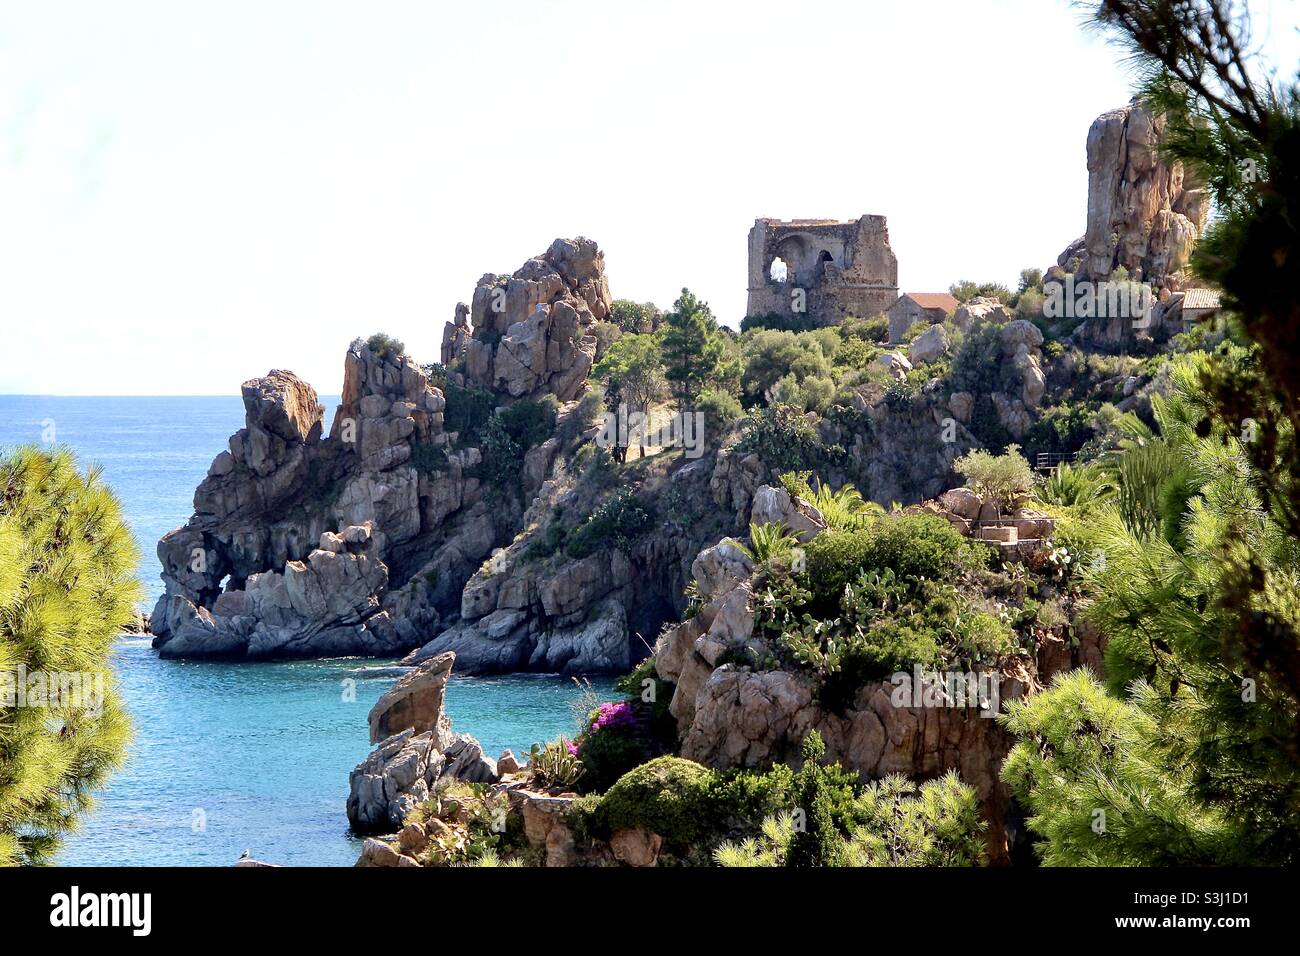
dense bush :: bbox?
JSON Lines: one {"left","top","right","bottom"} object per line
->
{"left": 695, "top": 388, "right": 743, "bottom": 443}
{"left": 734, "top": 403, "right": 827, "bottom": 472}
{"left": 363, "top": 332, "right": 406, "bottom": 360}
{"left": 802, "top": 514, "right": 982, "bottom": 613}
{"left": 471, "top": 397, "right": 559, "bottom": 496}
{"left": 564, "top": 490, "right": 656, "bottom": 559}
{"left": 439, "top": 379, "right": 497, "bottom": 444}
{"left": 947, "top": 322, "right": 1021, "bottom": 397}
{"left": 587, "top": 756, "right": 715, "bottom": 847}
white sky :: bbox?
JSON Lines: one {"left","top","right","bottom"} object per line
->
{"left": 2, "top": 0, "right": 1295, "bottom": 396}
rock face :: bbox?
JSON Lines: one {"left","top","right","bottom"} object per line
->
{"left": 150, "top": 339, "right": 497, "bottom": 660}
{"left": 369, "top": 650, "right": 455, "bottom": 744}
{"left": 149, "top": 333, "right": 523, "bottom": 662}
{"left": 1056, "top": 102, "right": 1208, "bottom": 289}
{"left": 453, "top": 237, "right": 609, "bottom": 402}
{"left": 403, "top": 443, "right": 727, "bottom": 676}
{"left": 347, "top": 652, "right": 499, "bottom": 834}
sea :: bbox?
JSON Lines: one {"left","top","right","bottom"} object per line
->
{"left": 0, "top": 395, "right": 614, "bottom": 866}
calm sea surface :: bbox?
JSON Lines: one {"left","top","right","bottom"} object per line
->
{"left": 0, "top": 395, "right": 613, "bottom": 866}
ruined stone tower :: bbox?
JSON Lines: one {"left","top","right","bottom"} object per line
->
{"left": 746, "top": 215, "right": 899, "bottom": 327}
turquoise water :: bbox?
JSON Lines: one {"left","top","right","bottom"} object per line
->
{"left": 0, "top": 395, "right": 615, "bottom": 866}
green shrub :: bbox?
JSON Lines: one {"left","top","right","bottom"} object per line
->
{"left": 410, "top": 441, "right": 448, "bottom": 475}
{"left": 364, "top": 332, "right": 406, "bottom": 360}
{"left": 735, "top": 403, "right": 824, "bottom": 472}
{"left": 803, "top": 514, "right": 980, "bottom": 613}
{"left": 593, "top": 757, "right": 714, "bottom": 846}
{"left": 564, "top": 490, "right": 656, "bottom": 559}
{"left": 441, "top": 381, "right": 497, "bottom": 444}
{"left": 0, "top": 447, "right": 140, "bottom": 864}
{"left": 953, "top": 445, "right": 1036, "bottom": 515}
{"left": 577, "top": 722, "right": 647, "bottom": 794}
{"left": 696, "top": 388, "right": 743, "bottom": 441}
{"left": 471, "top": 397, "right": 559, "bottom": 497}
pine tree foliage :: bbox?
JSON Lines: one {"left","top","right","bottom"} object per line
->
{"left": 1001, "top": 671, "right": 1236, "bottom": 865}
{"left": 0, "top": 446, "right": 140, "bottom": 865}
{"left": 1001, "top": 0, "right": 1300, "bottom": 868}
{"left": 841, "top": 772, "right": 986, "bottom": 867}
{"left": 785, "top": 730, "right": 842, "bottom": 867}
{"left": 660, "top": 288, "right": 727, "bottom": 408}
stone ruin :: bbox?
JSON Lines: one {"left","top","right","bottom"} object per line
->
{"left": 746, "top": 215, "right": 899, "bottom": 327}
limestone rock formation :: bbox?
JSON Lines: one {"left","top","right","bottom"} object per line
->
{"left": 1056, "top": 101, "right": 1208, "bottom": 289}
{"left": 453, "top": 237, "right": 609, "bottom": 402}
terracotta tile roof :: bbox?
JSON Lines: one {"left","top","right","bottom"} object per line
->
{"left": 901, "top": 292, "right": 960, "bottom": 312}
{"left": 1181, "top": 288, "right": 1222, "bottom": 310}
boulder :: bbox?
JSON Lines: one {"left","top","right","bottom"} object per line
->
{"left": 368, "top": 651, "right": 456, "bottom": 744}
{"left": 749, "top": 485, "right": 826, "bottom": 543}
{"left": 609, "top": 828, "right": 663, "bottom": 867}
{"left": 691, "top": 539, "right": 754, "bottom": 603}
{"left": 876, "top": 350, "right": 913, "bottom": 379}
{"left": 952, "top": 297, "right": 1011, "bottom": 331}
{"left": 907, "top": 324, "right": 950, "bottom": 365}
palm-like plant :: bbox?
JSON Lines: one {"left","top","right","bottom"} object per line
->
{"left": 812, "top": 480, "right": 882, "bottom": 532}
{"left": 738, "top": 523, "right": 799, "bottom": 565}
{"left": 1034, "top": 462, "right": 1114, "bottom": 512}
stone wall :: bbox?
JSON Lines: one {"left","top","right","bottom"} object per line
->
{"left": 746, "top": 216, "right": 899, "bottom": 327}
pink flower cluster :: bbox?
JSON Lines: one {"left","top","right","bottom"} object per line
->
{"left": 589, "top": 701, "right": 636, "bottom": 733}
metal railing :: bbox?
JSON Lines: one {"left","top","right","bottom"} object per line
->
{"left": 1034, "top": 451, "right": 1080, "bottom": 472}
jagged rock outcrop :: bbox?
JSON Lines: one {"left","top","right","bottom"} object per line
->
{"left": 347, "top": 652, "right": 498, "bottom": 834}
{"left": 1055, "top": 101, "right": 1208, "bottom": 290}
{"left": 404, "top": 451, "right": 726, "bottom": 676}
{"left": 150, "top": 341, "right": 495, "bottom": 660}
{"left": 441, "top": 302, "right": 472, "bottom": 367}
{"left": 454, "top": 237, "right": 609, "bottom": 402}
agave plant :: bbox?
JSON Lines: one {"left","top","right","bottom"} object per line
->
{"left": 526, "top": 739, "right": 583, "bottom": 790}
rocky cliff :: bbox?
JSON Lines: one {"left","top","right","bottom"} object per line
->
{"left": 452, "top": 236, "right": 609, "bottom": 402}
{"left": 148, "top": 340, "right": 500, "bottom": 660}
{"left": 151, "top": 237, "right": 726, "bottom": 672}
